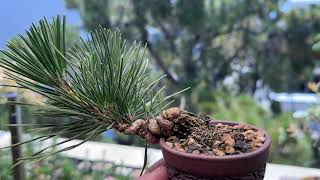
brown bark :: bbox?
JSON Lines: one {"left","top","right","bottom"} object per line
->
{"left": 115, "top": 107, "right": 183, "bottom": 144}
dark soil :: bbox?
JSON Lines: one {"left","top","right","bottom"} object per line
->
{"left": 165, "top": 113, "right": 266, "bottom": 156}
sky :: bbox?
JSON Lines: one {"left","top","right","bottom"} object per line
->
{"left": 0, "top": 0, "right": 81, "bottom": 48}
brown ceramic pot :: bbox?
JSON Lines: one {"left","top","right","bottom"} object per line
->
{"left": 160, "top": 121, "right": 271, "bottom": 179}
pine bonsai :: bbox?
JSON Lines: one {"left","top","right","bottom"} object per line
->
{"left": 0, "top": 16, "right": 188, "bottom": 168}
{"left": 0, "top": 16, "right": 266, "bottom": 173}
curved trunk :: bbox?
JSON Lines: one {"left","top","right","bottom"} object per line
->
{"left": 115, "top": 107, "right": 189, "bottom": 144}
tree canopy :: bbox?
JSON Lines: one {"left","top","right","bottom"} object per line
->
{"left": 65, "top": 0, "right": 320, "bottom": 109}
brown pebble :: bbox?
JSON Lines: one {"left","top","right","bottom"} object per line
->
{"left": 212, "top": 149, "right": 225, "bottom": 156}
{"left": 192, "top": 150, "right": 201, "bottom": 155}
{"left": 224, "top": 138, "right": 235, "bottom": 146}
{"left": 256, "top": 136, "right": 265, "bottom": 143}
{"left": 225, "top": 146, "right": 235, "bottom": 154}
{"left": 242, "top": 130, "right": 255, "bottom": 140}
{"left": 166, "top": 142, "right": 173, "bottom": 148}
{"left": 239, "top": 124, "right": 253, "bottom": 130}
{"left": 187, "top": 138, "right": 196, "bottom": 145}
{"left": 222, "top": 134, "right": 232, "bottom": 142}
{"left": 232, "top": 125, "right": 240, "bottom": 129}
{"left": 246, "top": 130, "right": 255, "bottom": 134}
{"left": 224, "top": 146, "right": 235, "bottom": 154}
{"left": 173, "top": 143, "right": 185, "bottom": 152}
{"left": 256, "top": 130, "right": 265, "bottom": 137}
{"left": 174, "top": 143, "right": 182, "bottom": 149}
{"left": 222, "top": 134, "right": 235, "bottom": 146}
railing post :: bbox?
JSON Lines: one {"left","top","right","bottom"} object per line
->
{"left": 7, "top": 92, "right": 25, "bottom": 180}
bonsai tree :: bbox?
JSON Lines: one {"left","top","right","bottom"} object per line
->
{"left": 0, "top": 16, "right": 268, "bottom": 178}
{"left": 0, "top": 16, "right": 186, "bottom": 169}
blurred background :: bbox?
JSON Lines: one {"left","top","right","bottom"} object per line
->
{"left": 1, "top": 0, "right": 320, "bottom": 179}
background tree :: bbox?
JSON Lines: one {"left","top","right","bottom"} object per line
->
{"left": 65, "top": 0, "right": 320, "bottom": 94}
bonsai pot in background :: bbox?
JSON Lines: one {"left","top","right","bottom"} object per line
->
{"left": 160, "top": 121, "right": 271, "bottom": 180}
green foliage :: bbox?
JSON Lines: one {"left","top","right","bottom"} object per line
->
{"left": 0, "top": 15, "right": 183, "bottom": 167}
{"left": 261, "top": 6, "right": 320, "bottom": 91}
{"left": 313, "top": 33, "right": 320, "bottom": 52}
{"left": 0, "top": 145, "right": 133, "bottom": 180}
{"left": 0, "top": 105, "right": 9, "bottom": 130}
{"left": 65, "top": 0, "right": 320, "bottom": 97}
{"left": 199, "top": 91, "right": 268, "bottom": 127}
{"left": 267, "top": 113, "right": 313, "bottom": 166}
{"left": 0, "top": 150, "right": 13, "bottom": 180}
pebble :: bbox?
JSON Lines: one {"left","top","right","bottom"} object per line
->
{"left": 212, "top": 149, "right": 225, "bottom": 156}
{"left": 187, "top": 138, "right": 196, "bottom": 145}
{"left": 224, "top": 138, "right": 235, "bottom": 146}
{"left": 174, "top": 143, "right": 185, "bottom": 152}
{"left": 256, "top": 136, "right": 265, "bottom": 143}
{"left": 235, "top": 140, "right": 248, "bottom": 150}
{"left": 225, "top": 146, "right": 235, "bottom": 154}
{"left": 166, "top": 142, "right": 173, "bottom": 148}
{"left": 192, "top": 150, "right": 201, "bottom": 155}
{"left": 242, "top": 130, "right": 255, "bottom": 140}
{"left": 255, "top": 143, "right": 263, "bottom": 147}
{"left": 222, "top": 134, "right": 232, "bottom": 142}
{"left": 256, "top": 130, "right": 265, "bottom": 137}
{"left": 238, "top": 124, "right": 252, "bottom": 130}
{"left": 174, "top": 143, "right": 182, "bottom": 149}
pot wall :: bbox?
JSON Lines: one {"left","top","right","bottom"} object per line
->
{"left": 160, "top": 121, "right": 271, "bottom": 178}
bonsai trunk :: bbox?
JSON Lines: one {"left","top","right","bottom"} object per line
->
{"left": 115, "top": 107, "right": 184, "bottom": 144}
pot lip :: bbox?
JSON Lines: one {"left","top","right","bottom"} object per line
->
{"left": 160, "top": 120, "right": 271, "bottom": 161}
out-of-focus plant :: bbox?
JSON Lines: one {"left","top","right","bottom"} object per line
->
{"left": 0, "top": 144, "right": 133, "bottom": 180}
{"left": 305, "top": 82, "right": 320, "bottom": 167}
{"left": 199, "top": 90, "right": 269, "bottom": 128}
{"left": 0, "top": 149, "right": 12, "bottom": 180}
{"left": 66, "top": 0, "right": 320, "bottom": 101}
{"left": 268, "top": 113, "right": 313, "bottom": 167}
{"left": 304, "top": 106, "right": 320, "bottom": 167}
{"left": 312, "top": 33, "right": 320, "bottom": 52}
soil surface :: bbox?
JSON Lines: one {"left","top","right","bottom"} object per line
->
{"left": 165, "top": 113, "right": 265, "bottom": 156}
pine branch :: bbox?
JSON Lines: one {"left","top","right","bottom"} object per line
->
{"left": 0, "top": 15, "right": 184, "bottom": 165}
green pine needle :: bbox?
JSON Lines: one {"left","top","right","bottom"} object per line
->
{"left": 0, "top": 15, "right": 187, "bottom": 166}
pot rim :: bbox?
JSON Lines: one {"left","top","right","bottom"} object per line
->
{"left": 160, "top": 120, "right": 271, "bottom": 161}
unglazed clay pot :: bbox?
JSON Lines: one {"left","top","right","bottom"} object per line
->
{"left": 160, "top": 121, "right": 271, "bottom": 180}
